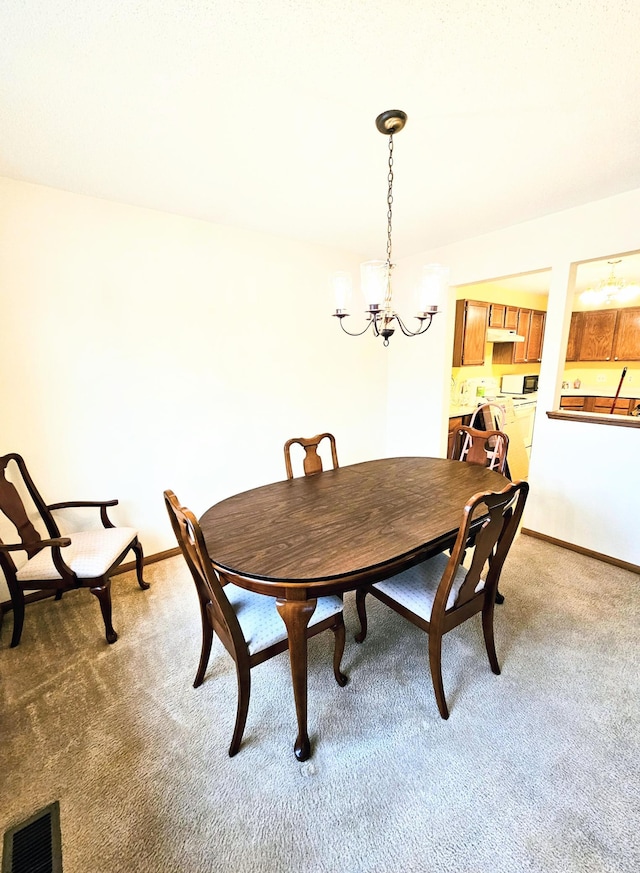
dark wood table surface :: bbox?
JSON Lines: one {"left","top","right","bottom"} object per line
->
{"left": 199, "top": 456, "right": 509, "bottom": 759}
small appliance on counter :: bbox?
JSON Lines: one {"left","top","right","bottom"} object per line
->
{"left": 501, "top": 373, "right": 539, "bottom": 394}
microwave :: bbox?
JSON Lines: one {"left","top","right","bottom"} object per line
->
{"left": 501, "top": 374, "right": 539, "bottom": 394}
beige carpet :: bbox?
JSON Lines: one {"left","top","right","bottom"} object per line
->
{"left": 1, "top": 536, "right": 638, "bottom": 873}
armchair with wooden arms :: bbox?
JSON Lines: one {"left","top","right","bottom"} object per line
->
{"left": 0, "top": 453, "right": 148, "bottom": 647}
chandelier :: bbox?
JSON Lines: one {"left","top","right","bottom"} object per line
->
{"left": 579, "top": 259, "right": 640, "bottom": 306}
{"left": 332, "top": 110, "right": 448, "bottom": 347}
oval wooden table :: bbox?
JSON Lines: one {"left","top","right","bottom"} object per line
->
{"left": 199, "top": 456, "right": 509, "bottom": 760}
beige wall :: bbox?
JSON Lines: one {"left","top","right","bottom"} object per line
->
{"left": 2, "top": 175, "right": 639, "bottom": 604}
{"left": 390, "top": 187, "right": 640, "bottom": 565}
{"left": 0, "top": 177, "right": 388, "bottom": 595}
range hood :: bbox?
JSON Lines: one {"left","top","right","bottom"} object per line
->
{"left": 487, "top": 328, "right": 525, "bottom": 343}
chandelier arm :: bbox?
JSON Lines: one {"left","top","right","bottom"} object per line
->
{"left": 371, "top": 311, "right": 382, "bottom": 337}
{"left": 394, "top": 313, "right": 434, "bottom": 337}
{"left": 336, "top": 316, "right": 376, "bottom": 337}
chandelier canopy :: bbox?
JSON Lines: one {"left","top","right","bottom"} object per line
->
{"left": 579, "top": 259, "right": 640, "bottom": 307}
{"left": 332, "top": 110, "right": 448, "bottom": 347}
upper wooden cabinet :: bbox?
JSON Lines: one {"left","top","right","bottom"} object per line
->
{"left": 452, "top": 300, "right": 489, "bottom": 366}
{"left": 513, "top": 309, "right": 531, "bottom": 364}
{"left": 566, "top": 312, "right": 584, "bottom": 361}
{"left": 579, "top": 309, "right": 617, "bottom": 361}
{"left": 565, "top": 307, "right": 640, "bottom": 362}
{"left": 488, "top": 303, "right": 518, "bottom": 330}
{"left": 613, "top": 308, "right": 640, "bottom": 361}
{"left": 492, "top": 308, "right": 546, "bottom": 365}
{"left": 526, "top": 310, "right": 546, "bottom": 362}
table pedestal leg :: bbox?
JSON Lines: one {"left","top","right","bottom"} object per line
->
{"left": 276, "top": 597, "right": 316, "bottom": 761}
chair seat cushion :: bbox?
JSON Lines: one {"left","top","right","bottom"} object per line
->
{"left": 372, "top": 553, "right": 484, "bottom": 622}
{"left": 16, "top": 527, "right": 138, "bottom": 583}
{"left": 225, "top": 584, "right": 343, "bottom": 656}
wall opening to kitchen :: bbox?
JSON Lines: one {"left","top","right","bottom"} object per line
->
{"left": 557, "top": 249, "right": 640, "bottom": 418}
{"left": 449, "top": 268, "right": 551, "bottom": 479}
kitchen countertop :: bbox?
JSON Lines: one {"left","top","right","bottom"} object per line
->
{"left": 561, "top": 387, "right": 638, "bottom": 398}
{"left": 450, "top": 393, "right": 538, "bottom": 418}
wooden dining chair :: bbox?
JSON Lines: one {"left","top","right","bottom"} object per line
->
{"left": 284, "top": 433, "right": 339, "bottom": 479}
{"left": 450, "top": 424, "right": 509, "bottom": 474}
{"left": 449, "top": 424, "right": 510, "bottom": 604}
{"left": 0, "top": 453, "right": 148, "bottom": 647}
{"left": 355, "top": 480, "right": 529, "bottom": 719}
{"left": 164, "top": 490, "right": 347, "bottom": 757}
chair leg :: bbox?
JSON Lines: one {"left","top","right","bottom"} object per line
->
{"left": 193, "top": 616, "right": 214, "bottom": 688}
{"left": 132, "top": 538, "right": 150, "bottom": 590}
{"left": 55, "top": 590, "right": 64, "bottom": 601}
{"left": 482, "top": 602, "right": 501, "bottom": 675}
{"left": 331, "top": 615, "right": 348, "bottom": 687}
{"left": 9, "top": 589, "right": 25, "bottom": 648}
{"left": 428, "top": 632, "right": 449, "bottom": 720}
{"left": 228, "top": 661, "right": 251, "bottom": 757}
{"left": 90, "top": 582, "right": 118, "bottom": 644}
{"left": 355, "top": 588, "right": 369, "bottom": 643}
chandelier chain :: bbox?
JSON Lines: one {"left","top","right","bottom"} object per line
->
{"left": 383, "top": 134, "right": 395, "bottom": 315}
{"left": 386, "top": 135, "right": 394, "bottom": 266}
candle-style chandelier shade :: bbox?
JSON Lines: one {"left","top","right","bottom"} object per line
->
{"left": 579, "top": 259, "right": 640, "bottom": 307}
{"left": 332, "top": 110, "right": 449, "bottom": 347}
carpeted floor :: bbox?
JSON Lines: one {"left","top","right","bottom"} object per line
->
{"left": 1, "top": 535, "right": 638, "bottom": 872}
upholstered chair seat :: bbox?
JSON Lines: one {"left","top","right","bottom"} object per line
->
{"left": 225, "top": 584, "right": 344, "bottom": 656}
{"left": 16, "top": 527, "right": 139, "bottom": 583}
{"left": 371, "top": 553, "right": 485, "bottom": 621}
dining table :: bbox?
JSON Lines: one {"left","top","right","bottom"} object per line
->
{"left": 199, "top": 456, "right": 509, "bottom": 760}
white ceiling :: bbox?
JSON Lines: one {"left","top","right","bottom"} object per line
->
{"left": 2, "top": 1, "right": 640, "bottom": 260}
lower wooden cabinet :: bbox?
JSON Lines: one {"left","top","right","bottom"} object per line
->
{"left": 560, "top": 395, "right": 639, "bottom": 415}
{"left": 447, "top": 416, "right": 466, "bottom": 457}
{"left": 560, "top": 396, "right": 585, "bottom": 411}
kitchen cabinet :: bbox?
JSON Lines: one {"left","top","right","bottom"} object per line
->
{"left": 560, "top": 396, "right": 585, "bottom": 411}
{"left": 566, "top": 312, "right": 583, "bottom": 362}
{"left": 492, "top": 307, "right": 546, "bottom": 365}
{"left": 564, "top": 306, "right": 640, "bottom": 362}
{"left": 612, "top": 307, "right": 640, "bottom": 361}
{"left": 513, "top": 309, "right": 531, "bottom": 364}
{"left": 579, "top": 310, "right": 617, "bottom": 361}
{"left": 452, "top": 300, "right": 489, "bottom": 366}
{"left": 591, "top": 396, "right": 636, "bottom": 415}
{"left": 447, "top": 415, "right": 467, "bottom": 458}
{"left": 488, "top": 303, "right": 518, "bottom": 330}
{"left": 560, "top": 395, "right": 639, "bottom": 415}
{"left": 526, "top": 310, "right": 546, "bottom": 362}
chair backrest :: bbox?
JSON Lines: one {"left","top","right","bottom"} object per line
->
{"left": 0, "top": 454, "right": 59, "bottom": 573}
{"left": 469, "top": 401, "right": 506, "bottom": 432}
{"left": 450, "top": 425, "right": 509, "bottom": 474}
{"left": 163, "top": 490, "right": 245, "bottom": 656}
{"left": 435, "top": 480, "right": 529, "bottom": 615}
{"left": 283, "top": 433, "right": 339, "bottom": 480}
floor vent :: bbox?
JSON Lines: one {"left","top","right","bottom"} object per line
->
{"left": 2, "top": 801, "right": 62, "bottom": 873}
